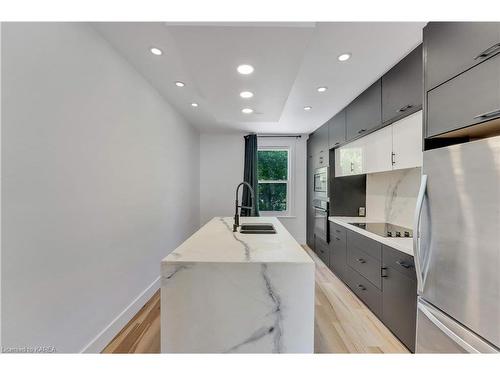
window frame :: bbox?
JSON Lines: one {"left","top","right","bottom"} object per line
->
{"left": 257, "top": 145, "right": 292, "bottom": 217}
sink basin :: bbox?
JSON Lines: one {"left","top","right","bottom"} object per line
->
{"left": 239, "top": 223, "right": 276, "bottom": 234}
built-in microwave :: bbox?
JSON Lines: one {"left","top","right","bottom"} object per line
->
{"left": 313, "top": 167, "right": 329, "bottom": 200}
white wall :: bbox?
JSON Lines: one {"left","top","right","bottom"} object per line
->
{"left": 1, "top": 23, "right": 200, "bottom": 352}
{"left": 200, "top": 133, "right": 245, "bottom": 225}
{"left": 366, "top": 167, "right": 421, "bottom": 228}
{"left": 199, "top": 134, "right": 307, "bottom": 244}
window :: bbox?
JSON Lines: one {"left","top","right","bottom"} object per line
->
{"left": 257, "top": 148, "right": 290, "bottom": 215}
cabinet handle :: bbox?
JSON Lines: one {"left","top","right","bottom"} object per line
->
{"left": 473, "top": 108, "right": 500, "bottom": 120}
{"left": 473, "top": 43, "right": 500, "bottom": 60}
{"left": 398, "top": 104, "right": 413, "bottom": 112}
{"left": 335, "top": 237, "right": 341, "bottom": 241}
{"left": 391, "top": 152, "right": 396, "bottom": 165}
{"left": 357, "top": 284, "right": 366, "bottom": 291}
{"left": 356, "top": 258, "right": 366, "bottom": 264}
{"left": 350, "top": 162, "right": 354, "bottom": 172}
{"left": 335, "top": 229, "right": 341, "bottom": 233}
{"left": 381, "top": 267, "right": 388, "bottom": 278}
{"left": 396, "top": 260, "right": 412, "bottom": 269}
{"left": 357, "top": 129, "right": 366, "bottom": 134}
{"left": 334, "top": 142, "right": 340, "bottom": 146}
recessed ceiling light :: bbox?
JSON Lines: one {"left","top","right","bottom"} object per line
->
{"left": 150, "top": 47, "right": 163, "bottom": 56}
{"left": 240, "top": 91, "right": 254, "bottom": 99}
{"left": 242, "top": 108, "right": 254, "bottom": 114}
{"left": 338, "top": 53, "right": 351, "bottom": 62}
{"left": 191, "top": 103, "right": 198, "bottom": 108}
{"left": 237, "top": 64, "right": 254, "bottom": 75}
{"left": 317, "top": 86, "right": 328, "bottom": 93}
{"left": 304, "top": 106, "right": 312, "bottom": 111}
{"left": 175, "top": 81, "right": 185, "bottom": 87}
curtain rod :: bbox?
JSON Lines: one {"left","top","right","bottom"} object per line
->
{"left": 256, "top": 135, "right": 302, "bottom": 138}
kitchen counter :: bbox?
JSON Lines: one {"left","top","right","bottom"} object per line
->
{"left": 328, "top": 216, "right": 414, "bottom": 256}
{"left": 160, "top": 217, "right": 315, "bottom": 353}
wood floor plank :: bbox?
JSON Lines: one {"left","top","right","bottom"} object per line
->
{"left": 103, "top": 246, "right": 408, "bottom": 354}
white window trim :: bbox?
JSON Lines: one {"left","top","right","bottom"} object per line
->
{"left": 257, "top": 143, "right": 295, "bottom": 217}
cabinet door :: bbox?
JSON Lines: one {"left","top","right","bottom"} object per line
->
{"left": 334, "top": 137, "right": 364, "bottom": 176}
{"left": 328, "top": 110, "right": 346, "bottom": 148}
{"left": 382, "top": 45, "right": 423, "bottom": 124}
{"left": 424, "top": 22, "right": 500, "bottom": 91}
{"left": 346, "top": 80, "right": 382, "bottom": 140}
{"left": 315, "top": 236, "right": 330, "bottom": 267}
{"left": 426, "top": 53, "right": 500, "bottom": 138}
{"left": 392, "top": 110, "right": 423, "bottom": 170}
{"left": 330, "top": 223, "right": 347, "bottom": 279}
{"left": 316, "top": 122, "right": 329, "bottom": 153}
{"left": 363, "top": 125, "right": 393, "bottom": 174}
{"left": 382, "top": 266, "right": 417, "bottom": 352}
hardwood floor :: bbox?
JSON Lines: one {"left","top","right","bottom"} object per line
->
{"left": 102, "top": 246, "right": 408, "bottom": 354}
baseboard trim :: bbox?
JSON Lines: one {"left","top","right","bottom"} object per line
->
{"left": 80, "top": 276, "right": 161, "bottom": 353}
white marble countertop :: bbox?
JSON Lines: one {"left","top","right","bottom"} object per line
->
{"left": 328, "top": 216, "right": 414, "bottom": 256}
{"left": 162, "top": 217, "right": 313, "bottom": 267}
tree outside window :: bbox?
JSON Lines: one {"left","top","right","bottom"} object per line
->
{"left": 257, "top": 149, "right": 289, "bottom": 213}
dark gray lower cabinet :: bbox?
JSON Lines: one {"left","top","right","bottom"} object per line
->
{"left": 346, "top": 267, "right": 382, "bottom": 318}
{"left": 314, "top": 235, "right": 330, "bottom": 267}
{"left": 326, "top": 225, "right": 417, "bottom": 352}
{"left": 382, "top": 245, "right": 417, "bottom": 352}
{"left": 329, "top": 223, "right": 347, "bottom": 279}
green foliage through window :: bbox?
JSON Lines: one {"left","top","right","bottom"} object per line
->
{"left": 257, "top": 149, "right": 288, "bottom": 212}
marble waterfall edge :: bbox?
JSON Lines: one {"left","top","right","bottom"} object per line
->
{"left": 160, "top": 217, "right": 315, "bottom": 353}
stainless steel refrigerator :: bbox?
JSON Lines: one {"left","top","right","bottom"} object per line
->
{"left": 415, "top": 136, "right": 500, "bottom": 353}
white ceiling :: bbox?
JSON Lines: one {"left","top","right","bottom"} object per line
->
{"left": 93, "top": 22, "right": 426, "bottom": 134}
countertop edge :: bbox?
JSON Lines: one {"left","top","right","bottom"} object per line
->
{"left": 328, "top": 217, "right": 414, "bottom": 256}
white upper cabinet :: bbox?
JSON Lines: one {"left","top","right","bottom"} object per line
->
{"left": 363, "top": 125, "right": 393, "bottom": 174}
{"left": 335, "top": 110, "right": 422, "bottom": 177}
{"left": 335, "top": 137, "right": 364, "bottom": 177}
{"left": 392, "top": 110, "right": 423, "bottom": 170}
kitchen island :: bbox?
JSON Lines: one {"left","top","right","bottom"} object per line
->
{"left": 161, "top": 217, "right": 315, "bottom": 353}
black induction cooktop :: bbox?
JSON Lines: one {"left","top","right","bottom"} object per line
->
{"left": 348, "top": 222, "right": 413, "bottom": 238}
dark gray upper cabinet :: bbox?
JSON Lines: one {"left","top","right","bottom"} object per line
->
{"left": 424, "top": 22, "right": 500, "bottom": 92}
{"left": 382, "top": 45, "right": 423, "bottom": 124}
{"left": 316, "top": 122, "right": 329, "bottom": 153}
{"left": 346, "top": 80, "right": 382, "bottom": 141}
{"left": 328, "top": 110, "right": 346, "bottom": 148}
{"left": 426, "top": 52, "right": 500, "bottom": 137}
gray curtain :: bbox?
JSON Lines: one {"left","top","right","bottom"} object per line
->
{"left": 242, "top": 134, "right": 259, "bottom": 217}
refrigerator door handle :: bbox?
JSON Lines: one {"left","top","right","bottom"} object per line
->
{"left": 413, "top": 174, "right": 427, "bottom": 294}
{"left": 418, "top": 302, "right": 479, "bottom": 353}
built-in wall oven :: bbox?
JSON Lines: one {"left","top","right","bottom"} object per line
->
{"left": 313, "top": 167, "right": 329, "bottom": 243}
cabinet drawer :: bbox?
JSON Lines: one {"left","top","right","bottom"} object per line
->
{"left": 348, "top": 246, "right": 382, "bottom": 289}
{"left": 347, "top": 229, "right": 382, "bottom": 260}
{"left": 331, "top": 223, "right": 347, "bottom": 243}
{"left": 346, "top": 267, "right": 382, "bottom": 318}
{"left": 426, "top": 52, "right": 500, "bottom": 138}
{"left": 382, "top": 245, "right": 416, "bottom": 280}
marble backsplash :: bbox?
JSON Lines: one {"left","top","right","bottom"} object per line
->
{"left": 365, "top": 167, "right": 422, "bottom": 229}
